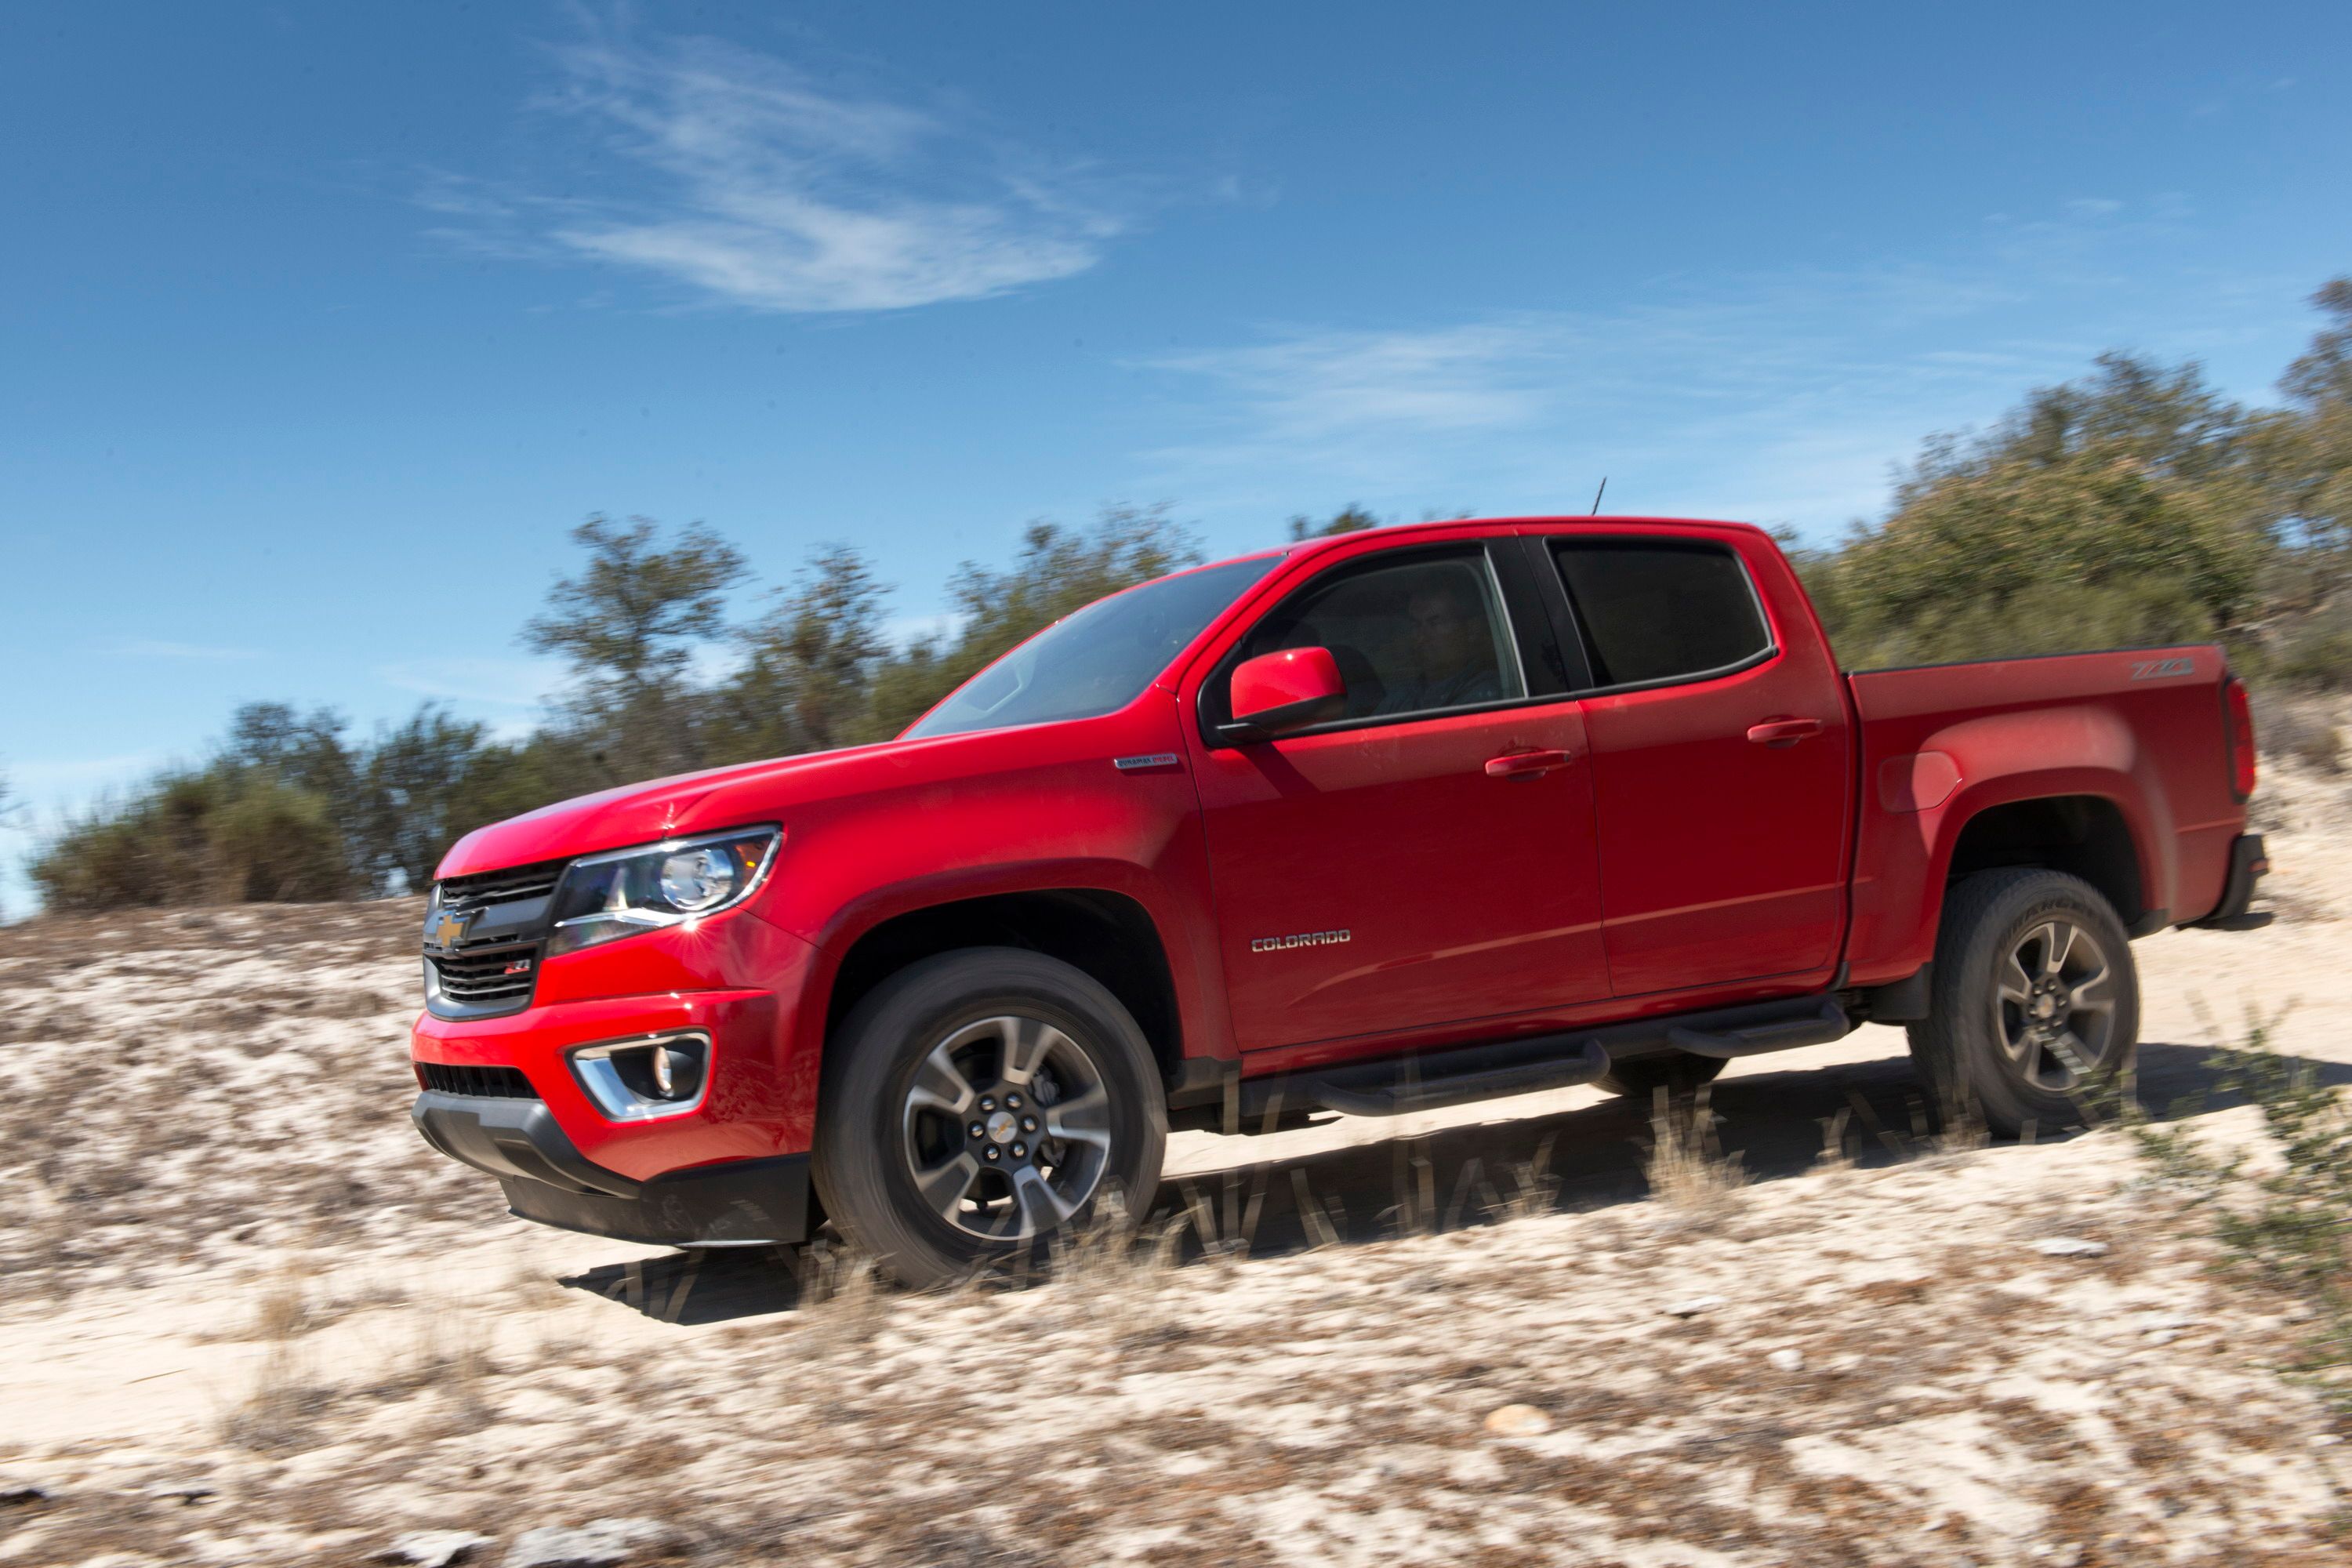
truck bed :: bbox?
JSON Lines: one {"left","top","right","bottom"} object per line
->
{"left": 1840, "top": 644, "right": 2245, "bottom": 988}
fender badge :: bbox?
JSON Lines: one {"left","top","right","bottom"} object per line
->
{"left": 1251, "top": 929, "right": 1352, "bottom": 953}
{"left": 1113, "top": 753, "right": 1182, "bottom": 771}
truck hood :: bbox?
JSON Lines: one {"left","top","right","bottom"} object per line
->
{"left": 435, "top": 736, "right": 929, "bottom": 878}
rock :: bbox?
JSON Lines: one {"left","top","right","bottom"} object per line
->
{"left": 2147, "top": 1329, "right": 2180, "bottom": 1346}
{"left": 2031, "top": 1237, "right": 2108, "bottom": 1258}
{"left": 2127, "top": 1312, "right": 2197, "bottom": 1334}
{"left": 0, "top": 1478, "right": 49, "bottom": 1507}
{"left": 382, "top": 1530, "right": 494, "bottom": 1567}
{"left": 505, "top": 1518, "right": 680, "bottom": 1568}
{"left": 1768, "top": 1348, "right": 1806, "bottom": 1373}
{"left": 147, "top": 1482, "right": 216, "bottom": 1504}
{"left": 1664, "top": 1295, "right": 1725, "bottom": 1318}
{"left": 1483, "top": 1403, "right": 1553, "bottom": 1436}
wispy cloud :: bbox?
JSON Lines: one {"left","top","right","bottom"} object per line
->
{"left": 884, "top": 611, "right": 966, "bottom": 650}
{"left": 1136, "top": 204, "right": 2269, "bottom": 536}
{"left": 378, "top": 656, "right": 564, "bottom": 709}
{"left": 1154, "top": 320, "right": 1570, "bottom": 445}
{"left": 2, "top": 752, "right": 171, "bottom": 794}
{"left": 109, "top": 640, "right": 260, "bottom": 661}
{"left": 429, "top": 21, "right": 1125, "bottom": 313}
{"left": 1139, "top": 293, "right": 2045, "bottom": 530}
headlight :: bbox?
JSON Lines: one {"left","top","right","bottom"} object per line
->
{"left": 545, "top": 826, "right": 780, "bottom": 956}
{"left": 659, "top": 845, "right": 739, "bottom": 911}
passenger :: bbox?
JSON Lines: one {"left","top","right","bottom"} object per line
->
{"left": 1380, "top": 579, "right": 1501, "bottom": 713}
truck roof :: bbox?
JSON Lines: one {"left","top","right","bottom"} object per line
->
{"left": 1266, "top": 513, "right": 1768, "bottom": 560}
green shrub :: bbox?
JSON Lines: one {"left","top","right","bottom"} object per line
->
{"left": 2273, "top": 601, "right": 2352, "bottom": 691}
{"left": 1824, "top": 572, "right": 2217, "bottom": 670}
{"left": 2132, "top": 1022, "right": 2352, "bottom": 1417}
{"left": 201, "top": 777, "right": 352, "bottom": 902}
{"left": 31, "top": 771, "right": 356, "bottom": 912}
{"left": 1819, "top": 434, "right": 2263, "bottom": 671}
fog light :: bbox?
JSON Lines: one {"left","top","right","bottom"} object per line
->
{"left": 569, "top": 1032, "right": 710, "bottom": 1120}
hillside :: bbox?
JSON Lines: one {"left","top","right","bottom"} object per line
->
{"left": 2, "top": 762, "right": 2350, "bottom": 1566}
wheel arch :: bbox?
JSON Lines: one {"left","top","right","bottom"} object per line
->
{"left": 813, "top": 883, "right": 1187, "bottom": 1090}
{"left": 1940, "top": 793, "right": 2151, "bottom": 930}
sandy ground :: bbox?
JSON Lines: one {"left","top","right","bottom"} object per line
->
{"left": 2, "top": 760, "right": 2348, "bottom": 1566}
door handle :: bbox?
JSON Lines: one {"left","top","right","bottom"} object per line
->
{"left": 1747, "top": 717, "right": 1824, "bottom": 746}
{"left": 1485, "top": 749, "right": 1573, "bottom": 779}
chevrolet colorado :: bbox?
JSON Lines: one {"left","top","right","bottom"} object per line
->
{"left": 411, "top": 517, "right": 2270, "bottom": 1286}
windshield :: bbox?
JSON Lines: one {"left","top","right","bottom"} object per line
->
{"left": 906, "top": 555, "right": 1281, "bottom": 739}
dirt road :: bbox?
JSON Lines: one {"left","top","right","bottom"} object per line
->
{"left": 2, "top": 762, "right": 2347, "bottom": 1565}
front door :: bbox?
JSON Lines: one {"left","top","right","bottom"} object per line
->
{"left": 1185, "top": 539, "right": 1611, "bottom": 1052}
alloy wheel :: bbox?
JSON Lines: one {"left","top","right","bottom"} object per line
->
{"left": 898, "top": 1014, "right": 1113, "bottom": 1240}
{"left": 1992, "top": 918, "right": 2118, "bottom": 1093}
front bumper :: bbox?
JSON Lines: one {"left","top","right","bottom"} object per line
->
{"left": 412, "top": 1091, "right": 809, "bottom": 1247}
{"left": 409, "top": 920, "right": 825, "bottom": 1247}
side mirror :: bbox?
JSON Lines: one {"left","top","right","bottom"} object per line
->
{"left": 1224, "top": 647, "right": 1348, "bottom": 739}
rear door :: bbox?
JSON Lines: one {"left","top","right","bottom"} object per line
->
{"left": 1534, "top": 528, "right": 1853, "bottom": 997}
{"left": 1182, "top": 535, "right": 1611, "bottom": 1053}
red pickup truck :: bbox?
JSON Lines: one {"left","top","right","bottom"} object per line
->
{"left": 411, "top": 517, "right": 2268, "bottom": 1286}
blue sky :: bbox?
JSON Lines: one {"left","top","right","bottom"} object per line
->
{"left": 5, "top": 2, "right": 2350, "bottom": 909}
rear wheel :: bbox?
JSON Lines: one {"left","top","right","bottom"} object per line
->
{"left": 812, "top": 948, "right": 1167, "bottom": 1290}
{"left": 1907, "top": 869, "right": 2138, "bottom": 1136}
{"left": 1595, "top": 1050, "right": 1726, "bottom": 1102}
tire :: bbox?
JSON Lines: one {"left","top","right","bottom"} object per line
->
{"left": 1906, "top": 869, "right": 2139, "bottom": 1137}
{"left": 811, "top": 948, "right": 1167, "bottom": 1290}
{"left": 1594, "top": 1051, "right": 1727, "bottom": 1102}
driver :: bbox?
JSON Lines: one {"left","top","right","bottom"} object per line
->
{"left": 1380, "top": 576, "right": 1501, "bottom": 714}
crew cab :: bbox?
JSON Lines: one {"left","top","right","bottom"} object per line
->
{"left": 409, "top": 517, "right": 2269, "bottom": 1286}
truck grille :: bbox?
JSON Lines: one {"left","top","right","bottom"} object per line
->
{"left": 419, "top": 1062, "right": 539, "bottom": 1099}
{"left": 424, "top": 856, "right": 568, "bottom": 1019}
{"left": 437, "top": 858, "right": 565, "bottom": 913}
{"left": 426, "top": 938, "right": 543, "bottom": 1007}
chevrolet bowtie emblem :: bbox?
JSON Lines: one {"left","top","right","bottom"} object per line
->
{"left": 432, "top": 909, "right": 473, "bottom": 948}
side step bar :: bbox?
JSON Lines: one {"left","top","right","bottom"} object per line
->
{"left": 1307, "top": 1042, "right": 1612, "bottom": 1117}
{"left": 1246, "top": 993, "right": 1853, "bottom": 1120}
{"left": 1668, "top": 1000, "right": 1851, "bottom": 1059}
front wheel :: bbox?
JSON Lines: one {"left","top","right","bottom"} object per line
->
{"left": 811, "top": 948, "right": 1167, "bottom": 1290}
{"left": 1907, "top": 869, "right": 2139, "bottom": 1136}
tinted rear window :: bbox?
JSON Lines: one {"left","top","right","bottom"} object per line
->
{"left": 1550, "top": 539, "right": 1772, "bottom": 688}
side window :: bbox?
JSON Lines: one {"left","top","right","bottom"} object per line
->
{"left": 1219, "top": 548, "right": 1527, "bottom": 725}
{"left": 1550, "top": 539, "right": 1773, "bottom": 690}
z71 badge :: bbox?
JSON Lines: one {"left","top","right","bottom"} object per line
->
{"left": 2130, "top": 657, "right": 2195, "bottom": 681}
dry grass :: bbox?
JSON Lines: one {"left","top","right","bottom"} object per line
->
{"left": 217, "top": 1340, "right": 330, "bottom": 1453}
{"left": 1642, "top": 1085, "right": 1748, "bottom": 1225}
{"left": 249, "top": 1278, "right": 314, "bottom": 1343}
{"left": 2258, "top": 693, "right": 2347, "bottom": 775}
{"left": 97, "top": 1137, "right": 2345, "bottom": 1567}
{"left": 788, "top": 1240, "right": 887, "bottom": 1358}
{"left": 220, "top": 1297, "right": 504, "bottom": 1454}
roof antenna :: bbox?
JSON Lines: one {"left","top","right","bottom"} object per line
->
{"left": 1589, "top": 476, "right": 1608, "bottom": 515}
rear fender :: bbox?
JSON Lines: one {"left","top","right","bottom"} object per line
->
{"left": 1850, "top": 704, "right": 2172, "bottom": 985}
